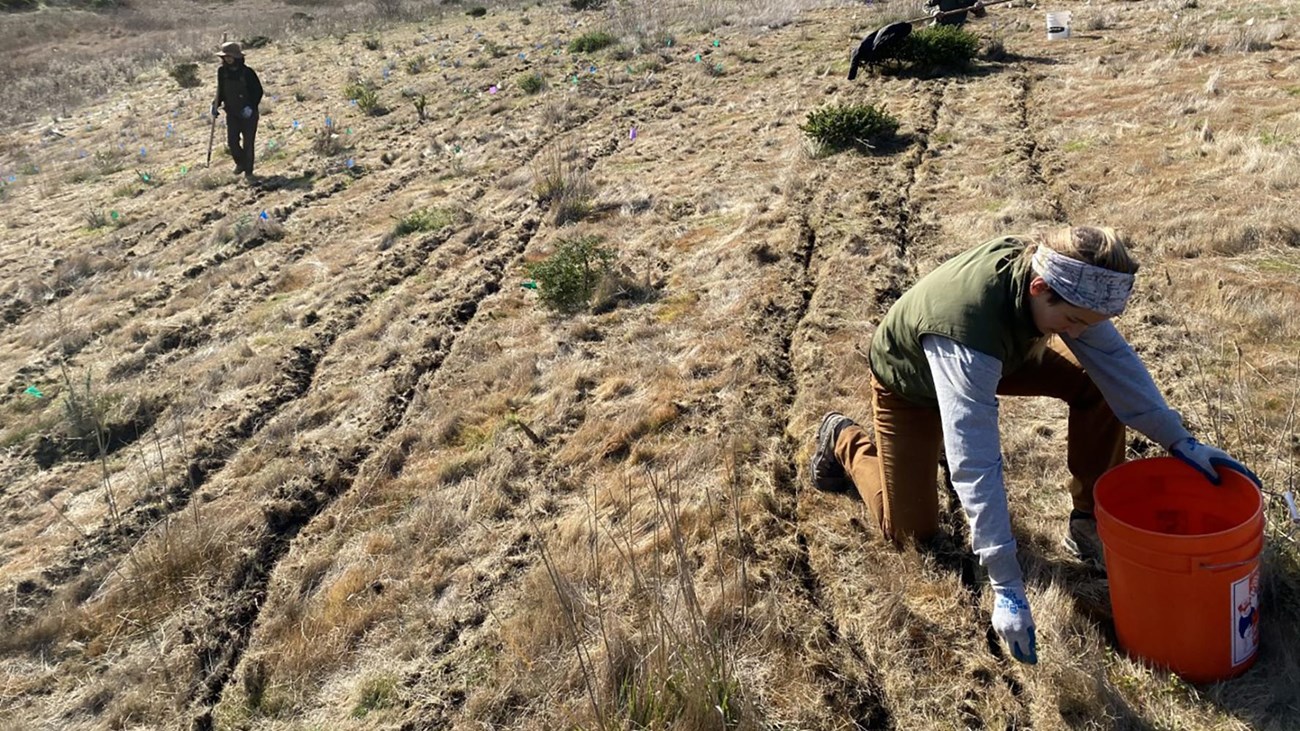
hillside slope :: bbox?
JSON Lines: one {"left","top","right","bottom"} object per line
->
{"left": 2, "top": 1, "right": 1299, "bottom": 729}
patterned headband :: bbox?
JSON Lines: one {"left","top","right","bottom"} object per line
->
{"left": 1030, "top": 246, "right": 1135, "bottom": 317}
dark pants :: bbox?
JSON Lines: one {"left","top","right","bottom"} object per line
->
{"left": 226, "top": 112, "right": 259, "bottom": 174}
{"left": 837, "top": 338, "right": 1126, "bottom": 546}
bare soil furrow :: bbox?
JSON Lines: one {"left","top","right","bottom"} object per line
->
{"left": 786, "top": 213, "right": 895, "bottom": 729}
{"left": 893, "top": 81, "right": 949, "bottom": 264}
{"left": 190, "top": 213, "right": 540, "bottom": 728}
{"left": 1013, "top": 70, "right": 1066, "bottom": 223}
{"left": 17, "top": 220, "right": 466, "bottom": 609}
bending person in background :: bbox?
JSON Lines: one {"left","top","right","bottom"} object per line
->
{"left": 212, "top": 41, "right": 264, "bottom": 180}
{"left": 927, "top": 0, "right": 988, "bottom": 26}
{"left": 809, "top": 226, "right": 1260, "bottom": 665}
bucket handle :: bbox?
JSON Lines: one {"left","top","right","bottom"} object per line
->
{"left": 1200, "top": 556, "right": 1259, "bottom": 572}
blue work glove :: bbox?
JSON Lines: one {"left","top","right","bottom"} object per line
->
{"left": 242, "top": 106, "right": 254, "bottom": 119}
{"left": 211, "top": 103, "right": 219, "bottom": 118}
{"left": 992, "top": 582, "right": 1037, "bottom": 664}
{"left": 1170, "top": 437, "right": 1262, "bottom": 489}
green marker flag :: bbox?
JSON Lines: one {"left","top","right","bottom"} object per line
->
{"left": 521, "top": 280, "right": 538, "bottom": 290}
{"left": 110, "top": 211, "right": 119, "bottom": 221}
{"left": 713, "top": 39, "right": 720, "bottom": 47}
{"left": 24, "top": 386, "right": 44, "bottom": 398}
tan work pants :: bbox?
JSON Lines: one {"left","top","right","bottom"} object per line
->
{"left": 835, "top": 339, "right": 1126, "bottom": 546}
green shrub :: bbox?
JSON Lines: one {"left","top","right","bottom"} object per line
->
{"left": 569, "top": 0, "right": 606, "bottom": 9}
{"left": 362, "top": 37, "right": 381, "bottom": 51}
{"left": 394, "top": 208, "right": 452, "bottom": 237}
{"left": 466, "top": 6, "right": 486, "bottom": 17}
{"left": 526, "top": 236, "right": 615, "bottom": 314}
{"left": 168, "top": 62, "right": 201, "bottom": 89}
{"left": 800, "top": 103, "right": 899, "bottom": 153}
{"left": 344, "top": 80, "right": 386, "bottom": 116}
{"left": 518, "top": 72, "right": 545, "bottom": 95}
{"left": 568, "top": 31, "right": 617, "bottom": 54}
{"left": 898, "top": 25, "right": 981, "bottom": 68}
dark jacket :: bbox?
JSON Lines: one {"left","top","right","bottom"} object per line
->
{"left": 928, "top": 0, "right": 987, "bottom": 26}
{"left": 214, "top": 61, "right": 263, "bottom": 115}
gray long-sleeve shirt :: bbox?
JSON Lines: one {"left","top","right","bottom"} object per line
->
{"left": 922, "top": 321, "right": 1191, "bottom": 586}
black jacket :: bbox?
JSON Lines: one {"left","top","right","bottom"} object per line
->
{"left": 214, "top": 62, "right": 263, "bottom": 114}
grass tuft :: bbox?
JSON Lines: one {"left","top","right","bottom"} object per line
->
{"left": 393, "top": 207, "right": 452, "bottom": 237}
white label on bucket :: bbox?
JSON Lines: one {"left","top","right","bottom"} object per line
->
{"left": 1231, "top": 568, "right": 1261, "bottom": 666}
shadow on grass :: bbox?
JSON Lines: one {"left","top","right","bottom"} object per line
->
{"left": 252, "top": 172, "right": 316, "bottom": 192}
{"left": 858, "top": 53, "right": 1061, "bottom": 82}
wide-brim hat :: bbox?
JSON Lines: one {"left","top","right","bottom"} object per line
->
{"left": 216, "top": 41, "right": 244, "bottom": 59}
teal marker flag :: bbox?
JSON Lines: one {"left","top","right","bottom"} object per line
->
{"left": 24, "top": 386, "right": 44, "bottom": 398}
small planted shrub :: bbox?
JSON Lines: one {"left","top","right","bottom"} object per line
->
{"left": 898, "top": 25, "right": 981, "bottom": 69}
{"left": 362, "top": 37, "right": 382, "bottom": 51}
{"left": 569, "top": 0, "right": 606, "bottom": 9}
{"left": 344, "top": 80, "right": 386, "bottom": 116}
{"left": 466, "top": 6, "right": 486, "bottom": 17}
{"left": 84, "top": 209, "right": 109, "bottom": 229}
{"left": 168, "top": 62, "right": 201, "bottom": 89}
{"left": 405, "top": 56, "right": 426, "bottom": 74}
{"left": 568, "top": 31, "right": 617, "bottom": 54}
{"left": 801, "top": 103, "right": 900, "bottom": 153}
{"left": 526, "top": 235, "right": 615, "bottom": 314}
{"left": 393, "top": 208, "right": 452, "bottom": 237}
{"left": 518, "top": 72, "right": 545, "bottom": 95}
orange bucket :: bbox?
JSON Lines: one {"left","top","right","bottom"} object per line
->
{"left": 1094, "top": 457, "right": 1264, "bottom": 683}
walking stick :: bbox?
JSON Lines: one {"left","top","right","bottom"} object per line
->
{"left": 903, "top": 0, "right": 1019, "bottom": 25}
{"left": 205, "top": 112, "right": 217, "bottom": 167}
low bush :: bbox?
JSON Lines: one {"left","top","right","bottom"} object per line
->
{"left": 898, "top": 25, "right": 980, "bottom": 69}
{"left": 526, "top": 236, "right": 615, "bottom": 314}
{"left": 393, "top": 208, "right": 452, "bottom": 237}
{"left": 168, "top": 62, "right": 201, "bottom": 89}
{"left": 569, "top": 0, "right": 605, "bottom": 9}
{"left": 467, "top": 6, "right": 486, "bottom": 17}
{"left": 518, "top": 72, "right": 545, "bottom": 95}
{"left": 801, "top": 103, "right": 899, "bottom": 153}
{"left": 569, "top": 31, "right": 617, "bottom": 54}
{"left": 343, "top": 81, "right": 386, "bottom": 116}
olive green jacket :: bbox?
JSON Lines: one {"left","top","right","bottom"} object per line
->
{"left": 869, "top": 237, "right": 1041, "bottom": 407}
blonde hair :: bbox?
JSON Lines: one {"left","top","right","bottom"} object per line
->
{"left": 1025, "top": 225, "right": 1140, "bottom": 276}
{"left": 1021, "top": 226, "right": 1138, "bottom": 362}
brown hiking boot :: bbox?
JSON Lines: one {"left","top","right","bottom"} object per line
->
{"left": 1064, "top": 509, "right": 1107, "bottom": 572}
{"left": 810, "top": 412, "right": 855, "bottom": 492}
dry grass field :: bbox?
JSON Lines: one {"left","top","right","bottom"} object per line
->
{"left": 1, "top": 0, "right": 1299, "bottom": 729}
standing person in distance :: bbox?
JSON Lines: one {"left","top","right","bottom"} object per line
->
{"left": 212, "top": 41, "right": 264, "bottom": 180}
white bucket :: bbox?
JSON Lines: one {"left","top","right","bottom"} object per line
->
{"left": 1046, "top": 11, "right": 1072, "bottom": 40}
